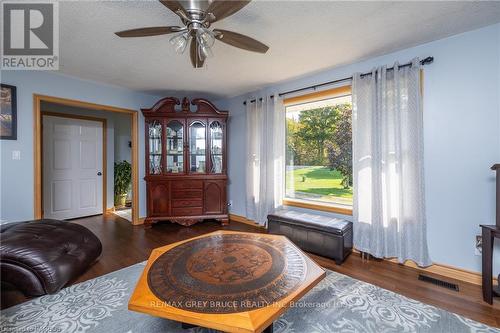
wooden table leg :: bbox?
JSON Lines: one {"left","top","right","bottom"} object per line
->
{"left": 482, "top": 227, "right": 493, "bottom": 304}
{"left": 181, "top": 322, "right": 273, "bottom": 332}
{"left": 181, "top": 323, "right": 198, "bottom": 329}
{"left": 262, "top": 322, "right": 273, "bottom": 333}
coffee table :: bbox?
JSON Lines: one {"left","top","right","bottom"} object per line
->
{"left": 128, "top": 230, "right": 325, "bottom": 333}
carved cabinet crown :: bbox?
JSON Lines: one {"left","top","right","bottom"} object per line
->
{"left": 141, "top": 97, "right": 228, "bottom": 116}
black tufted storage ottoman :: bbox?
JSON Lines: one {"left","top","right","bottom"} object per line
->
{"left": 0, "top": 219, "right": 102, "bottom": 297}
{"left": 268, "top": 209, "right": 352, "bottom": 265}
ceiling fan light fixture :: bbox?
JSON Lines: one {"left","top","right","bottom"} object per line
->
{"left": 169, "top": 32, "right": 189, "bottom": 54}
{"left": 199, "top": 43, "right": 213, "bottom": 58}
{"left": 195, "top": 28, "right": 215, "bottom": 59}
{"left": 197, "top": 28, "right": 215, "bottom": 48}
{"left": 115, "top": 0, "right": 269, "bottom": 68}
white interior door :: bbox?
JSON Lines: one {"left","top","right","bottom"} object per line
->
{"left": 43, "top": 115, "right": 103, "bottom": 220}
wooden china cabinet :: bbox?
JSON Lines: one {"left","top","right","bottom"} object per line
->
{"left": 142, "top": 97, "right": 229, "bottom": 226}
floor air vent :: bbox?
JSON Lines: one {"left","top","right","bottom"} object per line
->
{"left": 418, "top": 274, "right": 459, "bottom": 291}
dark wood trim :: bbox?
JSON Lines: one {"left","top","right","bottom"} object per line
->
{"left": 144, "top": 174, "right": 228, "bottom": 180}
{"left": 480, "top": 225, "right": 500, "bottom": 304}
{"left": 492, "top": 164, "right": 500, "bottom": 227}
{"left": 191, "top": 98, "right": 228, "bottom": 115}
{"left": 141, "top": 97, "right": 180, "bottom": 114}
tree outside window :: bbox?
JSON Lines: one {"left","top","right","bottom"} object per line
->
{"left": 285, "top": 95, "right": 352, "bottom": 207}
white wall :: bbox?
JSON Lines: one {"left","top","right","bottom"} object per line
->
{"left": 217, "top": 23, "right": 500, "bottom": 275}
{"left": 0, "top": 71, "right": 160, "bottom": 222}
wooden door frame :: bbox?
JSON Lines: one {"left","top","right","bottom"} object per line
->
{"left": 34, "top": 94, "right": 140, "bottom": 225}
{"left": 41, "top": 112, "right": 107, "bottom": 219}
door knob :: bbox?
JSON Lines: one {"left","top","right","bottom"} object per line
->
{"left": 97, "top": 172, "right": 102, "bottom": 176}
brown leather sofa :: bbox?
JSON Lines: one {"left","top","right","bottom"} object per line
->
{"left": 0, "top": 219, "right": 102, "bottom": 297}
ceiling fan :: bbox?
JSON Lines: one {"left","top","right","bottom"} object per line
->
{"left": 115, "top": 0, "right": 269, "bottom": 68}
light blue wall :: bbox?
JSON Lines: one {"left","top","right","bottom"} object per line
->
{"left": 1, "top": 24, "right": 498, "bottom": 276}
{"left": 0, "top": 71, "right": 160, "bottom": 222}
{"left": 217, "top": 23, "right": 500, "bottom": 275}
{"left": 113, "top": 113, "right": 132, "bottom": 164}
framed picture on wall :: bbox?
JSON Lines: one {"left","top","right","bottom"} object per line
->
{"left": 0, "top": 84, "right": 17, "bottom": 140}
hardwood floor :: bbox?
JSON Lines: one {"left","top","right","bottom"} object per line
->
{"left": 2, "top": 213, "right": 500, "bottom": 328}
{"left": 72, "top": 214, "right": 265, "bottom": 284}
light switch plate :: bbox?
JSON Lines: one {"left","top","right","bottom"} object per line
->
{"left": 12, "top": 150, "right": 21, "bottom": 160}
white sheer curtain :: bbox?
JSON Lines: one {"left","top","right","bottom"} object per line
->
{"left": 352, "top": 58, "right": 431, "bottom": 267}
{"left": 245, "top": 95, "right": 285, "bottom": 226}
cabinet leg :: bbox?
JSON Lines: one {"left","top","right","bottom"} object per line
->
{"left": 263, "top": 322, "right": 273, "bottom": 333}
{"left": 181, "top": 322, "right": 197, "bottom": 329}
{"left": 143, "top": 219, "right": 155, "bottom": 229}
{"left": 221, "top": 218, "right": 229, "bottom": 226}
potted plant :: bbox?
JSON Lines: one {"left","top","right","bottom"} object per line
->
{"left": 114, "top": 160, "right": 131, "bottom": 207}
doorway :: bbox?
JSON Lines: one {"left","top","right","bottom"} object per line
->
{"left": 43, "top": 114, "right": 105, "bottom": 220}
{"left": 33, "top": 94, "right": 140, "bottom": 225}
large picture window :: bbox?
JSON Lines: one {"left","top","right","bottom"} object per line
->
{"left": 284, "top": 88, "right": 352, "bottom": 211}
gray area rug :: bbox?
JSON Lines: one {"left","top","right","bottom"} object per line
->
{"left": 1, "top": 262, "right": 498, "bottom": 333}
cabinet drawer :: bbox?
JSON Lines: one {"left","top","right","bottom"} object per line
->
{"left": 172, "top": 190, "right": 202, "bottom": 199}
{"left": 171, "top": 180, "right": 203, "bottom": 190}
{"left": 172, "top": 207, "right": 203, "bottom": 216}
{"left": 172, "top": 199, "right": 202, "bottom": 208}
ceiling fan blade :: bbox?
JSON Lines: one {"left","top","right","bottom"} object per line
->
{"left": 207, "top": 1, "right": 251, "bottom": 22}
{"left": 159, "top": 0, "right": 187, "bottom": 17}
{"left": 214, "top": 29, "right": 269, "bottom": 53}
{"left": 115, "top": 26, "right": 182, "bottom": 37}
{"left": 190, "top": 37, "right": 205, "bottom": 68}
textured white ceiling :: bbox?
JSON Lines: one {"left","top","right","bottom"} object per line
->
{"left": 58, "top": 1, "right": 500, "bottom": 99}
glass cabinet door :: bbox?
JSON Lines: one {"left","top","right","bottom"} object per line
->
{"left": 209, "top": 121, "right": 224, "bottom": 174}
{"left": 189, "top": 121, "right": 206, "bottom": 173}
{"left": 148, "top": 120, "right": 162, "bottom": 175}
{"left": 166, "top": 120, "right": 184, "bottom": 174}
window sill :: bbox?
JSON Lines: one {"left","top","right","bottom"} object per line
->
{"left": 282, "top": 198, "right": 353, "bottom": 216}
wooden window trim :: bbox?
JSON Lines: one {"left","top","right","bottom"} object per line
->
{"left": 282, "top": 71, "right": 424, "bottom": 215}
{"left": 283, "top": 198, "right": 352, "bottom": 216}
{"left": 284, "top": 85, "right": 351, "bottom": 106}
{"left": 284, "top": 84, "right": 353, "bottom": 216}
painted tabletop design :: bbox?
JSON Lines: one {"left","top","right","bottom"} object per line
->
{"left": 147, "top": 233, "right": 307, "bottom": 313}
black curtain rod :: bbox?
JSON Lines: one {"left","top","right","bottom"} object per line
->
{"left": 243, "top": 56, "right": 434, "bottom": 105}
